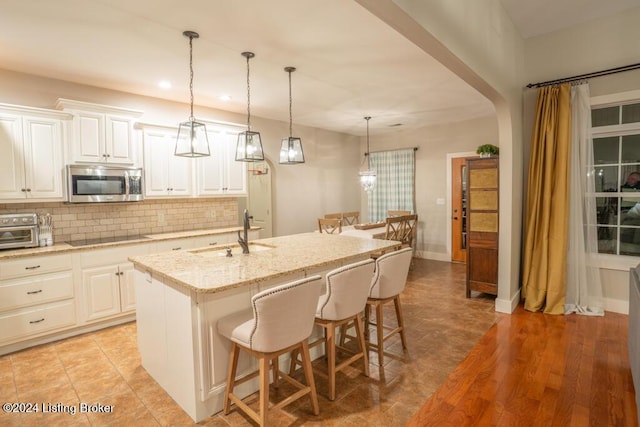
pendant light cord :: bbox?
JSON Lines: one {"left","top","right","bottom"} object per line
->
{"left": 365, "top": 116, "right": 371, "bottom": 169}
{"left": 288, "top": 70, "right": 293, "bottom": 137}
{"left": 246, "top": 55, "right": 251, "bottom": 131}
{"left": 188, "top": 34, "right": 194, "bottom": 121}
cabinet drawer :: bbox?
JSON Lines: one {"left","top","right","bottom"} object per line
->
{"left": 0, "top": 271, "right": 73, "bottom": 313}
{"left": 0, "top": 254, "right": 72, "bottom": 280}
{"left": 0, "top": 300, "right": 76, "bottom": 343}
{"left": 80, "top": 243, "right": 151, "bottom": 267}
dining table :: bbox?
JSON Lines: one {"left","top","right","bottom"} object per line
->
{"left": 338, "top": 223, "right": 387, "bottom": 239}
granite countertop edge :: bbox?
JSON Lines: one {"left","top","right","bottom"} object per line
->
{"left": 0, "top": 226, "right": 259, "bottom": 260}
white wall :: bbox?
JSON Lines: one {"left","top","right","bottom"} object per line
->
{"left": 364, "top": 115, "right": 498, "bottom": 259}
{"left": 0, "top": 68, "right": 361, "bottom": 237}
{"left": 522, "top": 7, "right": 640, "bottom": 314}
{"left": 357, "top": 0, "right": 526, "bottom": 312}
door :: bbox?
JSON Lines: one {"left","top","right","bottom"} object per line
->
{"left": 451, "top": 156, "right": 470, "bottom": 263}
{"left": 248, "top": 161, "right": 273, "bottom": 238}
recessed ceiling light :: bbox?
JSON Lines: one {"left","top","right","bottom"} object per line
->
{"left": 218, "top": 95, "right": 232, "bottom": 101}
{"left": 158, "top": 80, "right": 172, "bottom": 89}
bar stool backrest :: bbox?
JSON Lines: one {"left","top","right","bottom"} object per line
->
{"left": 250, "top": 276, "right": 322, "bottom": 352}
{"left": 369, "top": 247, "right": 413, "bottom": 299}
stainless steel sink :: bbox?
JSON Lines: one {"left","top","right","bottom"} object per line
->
{"left": 189, "top": 242, "right": 276, "bottom": 257}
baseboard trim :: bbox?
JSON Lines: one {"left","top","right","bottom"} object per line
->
{"left": 415, "top": 251, "right": 450, "bottom": 262}
{"left": 495, "top": 289, "right": 520, "bottom": 314}
{"left": 604, "top": 297, "right": 629, "bottom": 314}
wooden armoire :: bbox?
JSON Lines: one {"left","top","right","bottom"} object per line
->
{"left": 465, "top": 157, "right": 499, "bottom": 297}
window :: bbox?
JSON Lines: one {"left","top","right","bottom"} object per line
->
{"left": 593, "top": 101, "right": 640, "bottom": 256}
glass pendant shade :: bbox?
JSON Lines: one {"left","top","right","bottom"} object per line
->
{"left": 359, "top": 170, "right": 377, "bottom": 192}
{"left": 236, "top": 130, "right": 264, "bottom": 161}
{"left": 236, "top": 52, "right": 264, "bottom": 162}
{"left": 175, "top": 30, "right": 210, "bottom": 158}
{"left": 280, "top": 66, "right": 305, "bottom": 164}
{"left": 175, "top": 119, "right": 210, "bottom": 157}
{"left": 279, "top": 136, "right": 305, "bottom": 164}
{"left": 360, "top": 116, "right": 376, "bottom": 191}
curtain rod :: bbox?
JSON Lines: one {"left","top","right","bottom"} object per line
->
{"left": 525, "top": 62, "right": 640, "bottom": 88}
{"left": 364, "top": 147, "right": 419, "bottom": 156}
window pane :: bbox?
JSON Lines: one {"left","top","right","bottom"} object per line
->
{"left": 621, "top": 134, "right": 640, "bottom": 163}
{"left": 594, "top": 165, "right": 618, "bottom": 191}
{"left": 597, "top": 226, "right": 616, "bottom": 254}
{"left": 593, "top": 137, "right": 619, "bottom": 164}
{"left": 592, "top": 106, "right": 619, "bottom": 127}
{"left": 596, "top": 197, "right": 617, "bottom": 225}
{"left": 620, "top": 225, "right": 640, "bottom": 255}
{"left": 622, "top": 103, "right": 640, "bottom": 124}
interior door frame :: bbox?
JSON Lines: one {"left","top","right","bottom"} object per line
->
{"left": 446, "top": 151, "right": 476, "bottom": 261}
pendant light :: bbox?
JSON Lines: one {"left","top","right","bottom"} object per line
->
{"left": 359, "top": 116, "right": 376, "bottom": 192}
{"left": 175, "top": 30, "right": 210, "bottom": 157}
{"left": 279, "top": 66, "right": 305, "bottom": 164}
{"left": 236, "top": 52, "right": 264, "bottom": 162}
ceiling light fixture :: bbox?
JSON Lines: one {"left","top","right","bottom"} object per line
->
{"left": 235, "top": 52, "right": 264, "bottom": 162}
{"left": 359, "top": 116, "right": 376, "bottom": 192}
{"left": 175, "top": 30, "right": 210, "bottom": 157}
{"left": 279, "top": 66, "right": 305, "bottom": 164}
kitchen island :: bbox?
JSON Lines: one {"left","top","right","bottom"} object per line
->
{"left": 129, "top": 232, "right": 400, "bottom": 422}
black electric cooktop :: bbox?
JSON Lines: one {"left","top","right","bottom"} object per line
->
{"left": 66, "top": 235, "right": 151, "bottom": 247}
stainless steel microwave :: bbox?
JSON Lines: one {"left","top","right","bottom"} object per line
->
{"left": 66, "top": 165, "right": 144, "bottom": 203}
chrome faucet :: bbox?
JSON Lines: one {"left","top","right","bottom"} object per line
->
{"left": 237, "top": 209, "right": 250, "bottom": 254}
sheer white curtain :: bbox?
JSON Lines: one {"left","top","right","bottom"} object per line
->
{"left": 565, "top": 82, "right": 604, "bottom": 316}
{"left": 367, "top": 149, "right": 415, "bottom": 222}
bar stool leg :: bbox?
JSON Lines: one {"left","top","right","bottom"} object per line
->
{"left": 354, "top": 312, "right": 369, "bottom": 377}
{"left": 224, "top": 343, "right": 240, "bottom": 414}
{"left": 301, "top": 340, "right": 320, "bottom": 415}
{"left": 259, "top": 355, "right": 269, "bottom": 426}
{"left": 326, "top": 322, "right": 337, "bottom": 400}
{"left": 376, "top": 303, "right": 385, "bottom": 366}
{"left": 394, "top": 296, "right": 407, "bottom": 350}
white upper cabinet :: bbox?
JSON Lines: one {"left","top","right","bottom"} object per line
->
{"left": 55, "top": 98, "right": 143, "bottom": 165}
{"left": 0, "top": 104, "right": 70, "bottom": 202}
{"left": 197, "top": 127, "right": 247, "bottom": 196}
{"left": 142, "top": 126, "right": 193, "bottom": 197}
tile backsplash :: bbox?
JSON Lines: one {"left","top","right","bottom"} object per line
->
{"left": 0, "top": 198, "right": 239, "bottom": 243}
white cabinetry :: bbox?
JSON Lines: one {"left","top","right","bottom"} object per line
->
{"left": 197, "top": 128, "right": 247, "bottom": 196}
{"left": 0, "top": 254, "right": 75, "bottom": 346}
{"left": 80, "top": 244, "right": 151, "bottom": 322}
{"left": 56, "top": 98, "right": 143, "bottom": 165}
{"left": 142, "top": 126, "right": 193, "bottom": 197}
{"left": 0, "top": 104, "right": 69, "bottom": 201}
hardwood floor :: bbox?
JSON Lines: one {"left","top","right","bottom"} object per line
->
{"left": 409, "top": 304, "right": 639, "bottom": 426}
{"left": 1, "top": 258, "right": 636, "bottom": 426}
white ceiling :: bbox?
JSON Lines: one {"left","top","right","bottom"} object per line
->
{"left": 0, "top": 0, "right": 635, "bottom": 136}
{"left": 500, "top": 0, "right": 640, "bottom": 39}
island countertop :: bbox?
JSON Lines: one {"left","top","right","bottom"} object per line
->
{"left": 129, "top": 232, "right": 400, "bottom": 294}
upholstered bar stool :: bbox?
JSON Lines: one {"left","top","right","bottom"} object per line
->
{"left": 217, "top": 276, "right": 322, "bottom": 426}
{"left": 364, "top": 247, "right": 413, "bottom": 366}
{"left": 291, "top": 259, "right": 375, "bottom": 400}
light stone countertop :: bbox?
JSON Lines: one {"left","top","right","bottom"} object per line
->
{"left": 0, "top": 226, "right": 259, "bottom": 260}
{"left": 129, "top": 232, "right": 401, "bottom": 294}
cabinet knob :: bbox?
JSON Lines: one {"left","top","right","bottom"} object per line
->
{"left": 26, "top": 188, "right": 31, "bottom": 192}
{"left": 21, "top": 188, "right": 26, "bottom": 192}
{"left": 26, "top": 289, "right": 43, "bottom": 295}
{"left": 29, "top": 318, "right": 45, "bottom": 324}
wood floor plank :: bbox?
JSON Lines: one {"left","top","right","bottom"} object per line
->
{"left": 408, "top": 305, "right": 639, "bottom": 426}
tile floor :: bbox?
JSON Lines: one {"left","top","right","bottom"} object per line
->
{"left": 0, "top": 258, "right": 497, "bottom": 426}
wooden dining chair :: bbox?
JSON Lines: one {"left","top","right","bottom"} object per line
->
{"left": 324, "top": 212, "right": 343, "bottom": 220}
{"left": 385, "top": 214, "right": 418, "bottom": 249}
{"left": 318, "top": 218, "right": 342, "bottom": 234}
{"left": 341, "top": 211, "right": 360, "bottom": 226}
{"left": 387, "top": 210, "right": 411, "bottom": 217}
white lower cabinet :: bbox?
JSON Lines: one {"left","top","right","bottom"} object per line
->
{"left": 80, "top": 244, "right": 151, "bottom": 322}
{"left": 82, "top": 263, "right": 136, "bottom": 321}
{"left": 0, "top": 253, "right": 75, "bottom": 349}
